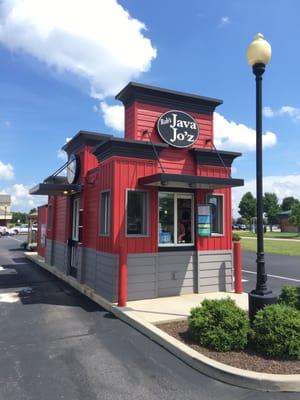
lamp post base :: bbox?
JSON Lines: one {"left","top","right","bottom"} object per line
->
{"left": 248, "top": 291, "right": 278, "bottom": 321}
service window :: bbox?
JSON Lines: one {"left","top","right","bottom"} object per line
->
{"left": 100, "top": 191, "right": 110, "bottom": 235}
{"left": 159, "top": 192, "right": 194, "bottom": 246}
{"left": 126, "top": 190, "right": 149, "bottom": 236}
{"left": 207, "top": 194, "right": 224, "bottom": 235}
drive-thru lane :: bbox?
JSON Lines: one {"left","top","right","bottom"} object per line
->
{"left": 0, "top": 236, "right": 298, "bottom": 400}
{"left": 242, "top": 251, "right": 300, "bottom": 295}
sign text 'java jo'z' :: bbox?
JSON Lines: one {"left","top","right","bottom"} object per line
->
{"left": 157, "top": 110, "right": 199, "bottom": 148}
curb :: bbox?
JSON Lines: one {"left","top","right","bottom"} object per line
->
{"left": 25, "top": 252, "right": 300, "bottom": 393}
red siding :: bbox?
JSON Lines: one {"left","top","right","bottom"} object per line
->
{"left": 112, "top": 157, "right": 158, "bottom": 254}
{"left": 125, "top": 102, "right": 214, "bottom": 150}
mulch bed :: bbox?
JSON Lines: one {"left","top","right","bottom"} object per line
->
{"left": 156, "top": 320, "right": 300, "bottom": 375}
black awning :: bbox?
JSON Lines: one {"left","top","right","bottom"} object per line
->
{"left": 138, "top": 173, "right": 244, "bottom": 189}
{"left": 30, "top": 183, "right": 82, "bottom": 196}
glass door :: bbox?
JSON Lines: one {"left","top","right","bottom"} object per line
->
{"left": 158, "top": 192, "right": 194, "bottom": 247}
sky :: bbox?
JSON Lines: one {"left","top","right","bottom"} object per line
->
{"left": 0, "top": 0, "right": 299, "bottom": 215}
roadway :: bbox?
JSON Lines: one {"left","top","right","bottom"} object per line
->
{"left": 0, "top": 235, "right": 298, "bottom": 400}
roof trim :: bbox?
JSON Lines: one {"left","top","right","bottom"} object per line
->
{"left": 116, "top": 82, "right": 223, "bottom": 114}
{"left": 62, "top": 130, "right": 113, "bottom": 154}
{"left": 190, "top": 148, "right": 242, "bottom": 167}
{"left": 139, "top": 173, "right": 244, "bottom": 189}
{"left": 29, "top": 183, "right": 82, "bottom": 196}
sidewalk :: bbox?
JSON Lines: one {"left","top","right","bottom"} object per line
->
{"left": 124, "top": 292, "right": 248, "bottom": 324}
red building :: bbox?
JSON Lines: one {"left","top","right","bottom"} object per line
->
{"left": 31, "top": 82, "right": 244, "bottom": 303}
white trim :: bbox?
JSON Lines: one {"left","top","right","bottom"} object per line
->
{"left": 99, "top": 190, "right": 111, "bottom": 236}
{"left": 158, "top": 192, "right": 194, "bottom": 247}
{"left": 207, "top": 193, "right": 225, "bottom": 236}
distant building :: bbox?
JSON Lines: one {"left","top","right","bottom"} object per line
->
{"left": 0, "top": 194, "right": 12, "bottom": 227}
{"left": 278, "top": 210, "right": 298, "bottom": 233}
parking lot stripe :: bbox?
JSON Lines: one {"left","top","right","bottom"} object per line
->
{"left": 243, "top": 269, "right": 300, "bottom": 283}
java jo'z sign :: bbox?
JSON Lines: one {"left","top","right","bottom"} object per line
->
{"left": 157, "top": 110, "right": 199, "bottom": 148}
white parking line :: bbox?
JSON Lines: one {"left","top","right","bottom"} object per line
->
{"left": 7, "top": 236, "right": 23, "bottom": 243}
{"left": 243, "top": 269, "right": 300, "bottom": 283}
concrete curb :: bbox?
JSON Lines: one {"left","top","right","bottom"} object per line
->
{"left": 25, "top": 252, "right": 300, "bottom": 393}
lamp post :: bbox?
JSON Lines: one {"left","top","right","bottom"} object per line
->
{"left": 246, "top": 33, "right": 277, "bottom": 320}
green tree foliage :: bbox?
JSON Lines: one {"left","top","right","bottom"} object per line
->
{"left": 238, "top": 192, "right": 256, "bottom": 224}
{"left": 29, "top": 208, "right": 37, "bottom": 214}
{"left": 263, "top": 192, "right": 279, "bottom": 231}
{"left": 281, "top": 196, "right": 299, "bottom": 211}
{"left": 11, "top": 212, "right": 27, "bottom": 225}
{"left": 289, "top": 202, "right": 300, "bottom": 233}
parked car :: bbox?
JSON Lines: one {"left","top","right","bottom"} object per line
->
{"left": 12, "top": 224, "right": 29, "bottom": 234}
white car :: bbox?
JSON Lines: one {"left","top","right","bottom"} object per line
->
{"left": 0, "top": 227, "right": 16, "bottom": 236}
{"left": 12, "top": 224, "right": 29, "bottom": 234}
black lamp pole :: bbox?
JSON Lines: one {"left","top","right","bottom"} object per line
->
{"left": 248, "top": 63, "right": 277, "bottom": 320}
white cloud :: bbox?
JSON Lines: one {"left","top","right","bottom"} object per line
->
{"left": 220, "top": 16, "right": 230, "bottom": 26}
{"left": 0, "top": 160, "right": 15, "bottom": 180}
{"left": 233, "top": 174, "right": 300, "bottom": 217}
{"left": 57, "top": 137, "right": 71, "bottom": 161}
{"left": 0, "top": 184, "right": 47, "bottom": 212}
{"left": 0, "top": 0, "right": 157, "bottom": 99}
{"left": 263, "top": 105, "right": 300, "bottom": 121}
{"left": 100, "top": 102, "right": 124, "bottom": 132}
{"left": 214, "top": 112, "right": 277, "bottom": 152}
{"left": 263, "top": 106, "right": 275, "bottom": 118}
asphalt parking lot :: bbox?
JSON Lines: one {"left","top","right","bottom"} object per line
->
{"left": 0, "top": 235, "right": 299, "bottom": 400}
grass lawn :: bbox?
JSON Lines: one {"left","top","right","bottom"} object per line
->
{"left": 241, "top": 237, "right": 300, "bottom": 256}
{"left": 234, "top": 230, "right": 300, "bottom": 240}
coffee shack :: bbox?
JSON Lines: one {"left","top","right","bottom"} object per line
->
{"left": 31, "top": 82, "right": 244, "bottom": 304}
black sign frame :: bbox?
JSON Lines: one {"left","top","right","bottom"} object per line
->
{"left": 157, "top": 110, "right": 199, "bottom": 148}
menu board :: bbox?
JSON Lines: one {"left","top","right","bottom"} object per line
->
{"left": 197, "top": 205, "right": 212, "bottom": 237}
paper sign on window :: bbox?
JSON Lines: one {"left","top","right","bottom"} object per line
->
{"left": 197, "top": 205, "right": 211, "bottom": 237}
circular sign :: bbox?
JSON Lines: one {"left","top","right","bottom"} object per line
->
{"left": 67, "top": 154, "right": 80, "bottom": 184}
{"left": 157, "top": 110, "right": 199, "bottom": 148}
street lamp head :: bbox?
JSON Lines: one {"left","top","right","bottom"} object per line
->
{"left": 247, "top": 33, "right": 272, "bottom": 66}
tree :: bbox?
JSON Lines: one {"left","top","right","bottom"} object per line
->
{"left": 263, "top": 192, "right": 279, "bottom": 231}
{"left": 11, "top": 212, "right": 27, "bottom": 225}
{"left": 238, "top": 192, "right": 256, "bottom": 225}
{"left": 281, "top": 196, "right": 300, "bottom": 211}
{"left": 29, "top": 208, "right": 37, "bottom": 214}
{"left": 289, "top": 202, "right": 300, "bottom": 233}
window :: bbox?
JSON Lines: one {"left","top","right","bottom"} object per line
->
{"left": 47, "top": 205, "right": 53, "bottom": 230}
{"left": 159, "top": 192, "right": 194, "bottom": 246}
{"left": 207, "top": 194, "right": 224, "bottom": 235}
{"left": 72, "top": 198, "right": 80, "bottom": 241}
{"left": 100, "top": 191, "right": 110, "bottom": 235}
{"left": 126, "top": 190, "right": 148, "bottom": 236}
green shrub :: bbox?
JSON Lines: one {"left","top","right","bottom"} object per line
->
{"left": 279, "top": 285, "right": 300, "bottom": 310}
{"left": 188, "top": 298, "right": 249, "bottom": 352}
{"left": 252, "top": 304, "right": 300, "bottom": 359}
{"left": 232, "top": 232, "right": 241, "bottom": 242}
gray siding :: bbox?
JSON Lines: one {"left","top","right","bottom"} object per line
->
{"left": 45, "top": 239, "right": 53, "bottom": 266}
{"left": 197, "top": 250, "right": 233, "bottom": 293}
{"left": 127, "top": 251, "right": 195, "bottom": 301}
{"left": 82, "top": 248, "right": 118, "bottom": 302}
{"left": 52, "top": 240, "right": 67, "bottom": 273}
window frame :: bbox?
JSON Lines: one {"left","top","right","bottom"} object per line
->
{"left": 158, "top": 192, "right": 194, "bottom": 247}
{"left": 206, "top": 193, "right": 224, "bottom": 236}
{"left": 99, "top": 190, "right": 111, "bottom": 236}
{"left": 125, "top": 189, "right": 149, "bottom": 237}
{"left": 72, "top": 197, "right": 80, "bottom": 241}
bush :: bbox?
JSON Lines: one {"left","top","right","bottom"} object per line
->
{"left": 188, "top": 298, "right": 249, "bottom": 352}
{"left": 279, "top": 285, "right": 300, "bottom": 310}
{"left": 252, "top": 304, "right": 300, "bottom": 359}
{"left": 232, "top": 232, "right": 241, "bottom": 242}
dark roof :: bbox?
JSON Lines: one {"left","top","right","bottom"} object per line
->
{"left": 30, "top": 183, "right": 82, "bottom": 196}
{"left": 116, "top": 82, "right": 223, "bottom": 114}
{"left": 190, "top": 148, "right": 241, "bottom": 167}
{"left": 62, "top": 130, "right": 113, "bottom": 154}
{"left": 138, "top": 173, "right": 244, "bottom": 189}
{"left": 92, "top": 137, "right": 168, "bottom": 161}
